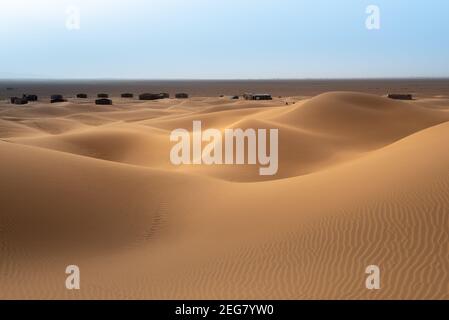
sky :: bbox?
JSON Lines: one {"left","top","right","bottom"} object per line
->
{"left": 1, "top": 0, "right": 449, "bottom": 79}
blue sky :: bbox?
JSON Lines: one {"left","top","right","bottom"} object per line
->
{"left": 1, "top": 0, "right": 449, "bottom": 79}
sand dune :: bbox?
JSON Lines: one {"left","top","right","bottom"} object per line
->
{"left": 273, "top": 92, "right": 449, "bottom": 145}
{"left": 8, "top": 92, "right": 448, "bottom": 181}
{"left": 0, "top": 91, "right": 448, "bottom": 299}
{"left": 0, "top": 119, "right": 43, "bottom": 138}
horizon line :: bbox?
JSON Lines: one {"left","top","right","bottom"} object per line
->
{"left": 1, "top": 76, "right": 449, "bottom": 82}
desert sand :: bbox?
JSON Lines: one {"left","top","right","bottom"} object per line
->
{"left": 0, "top": 88, "right": 448, "bottom": 299}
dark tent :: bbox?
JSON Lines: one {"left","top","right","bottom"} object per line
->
{"left": 11, "top": 97, "right": 28, "bottom": 105}
{"left": 175, "top": 93, "right": 189, "bottom": 99}
{"left": 388, "top": 94, "right": 413, "bottom": 100}
{"left": 95, "top": 98, "right": 113, "bottom": 105}
{"left": 243, "top": 93, "right": 272, "bottom": 100}
{"left": 23, "top": 94, "right": 38, "bottom": 101}
{"left": 139, "top": 93, "right": 161, "bottom": 100}
{"left": 51, "top": 95, "right": 67, "bottom": 103}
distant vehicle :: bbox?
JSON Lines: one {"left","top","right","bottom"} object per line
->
{"left": 121, "top": 93, "right": 134, "bottom": 98}
{"left": 231, "top": 95, "right": 239, "bottom": 100}
{"left": 77, "top": 93, "right": 88, "bottom": 98}
{"left": 97, "top": 93, "right": 109, "bottom": 98}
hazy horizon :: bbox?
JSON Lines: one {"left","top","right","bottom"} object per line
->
{"left": 2, "top": 77, "right": 449, "bottom": 81}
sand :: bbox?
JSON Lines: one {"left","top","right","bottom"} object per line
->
{"left": 0, "top": 89, "right": 448, "bottom": 299}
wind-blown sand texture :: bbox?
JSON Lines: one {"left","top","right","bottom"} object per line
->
{"left": 0, "top": 89, "right": 448, "bottom": 299}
